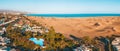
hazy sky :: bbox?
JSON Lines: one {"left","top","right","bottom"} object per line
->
{"left": 0, "top": 0, "right": 120, "bottom": 14}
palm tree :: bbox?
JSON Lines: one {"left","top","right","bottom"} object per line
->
{"left": 106, "top": 36, "right": 115, "bottom": 51}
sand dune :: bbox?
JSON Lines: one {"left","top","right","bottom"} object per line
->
{"left": 28, "top": 16, "right": 120, "bottom": 38}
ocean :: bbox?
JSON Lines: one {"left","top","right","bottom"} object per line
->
{"left": 27, "top": 14, "right": 120, "bottom": 18}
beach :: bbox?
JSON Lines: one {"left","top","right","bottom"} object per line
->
{"left": 28, "top": 16, "right": 120, "bottom": 38}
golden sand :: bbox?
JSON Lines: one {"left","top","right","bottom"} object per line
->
{"left": 28, "top": 16, "right": 120, "bottom": 38}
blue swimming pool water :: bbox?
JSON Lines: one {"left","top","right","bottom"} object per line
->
{"left": 29, "top": 38, "right": 44, "bottom": 46}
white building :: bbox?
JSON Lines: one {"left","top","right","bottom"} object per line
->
{"left": 0, "top": 27, "right": 6, "bottom": 35}
{"left": 0, "top": 31, "right": 4, "bottom": 35}
{"left": 0, "top": 46, "right": 16, "bottom": 51}
{"left": 31, "top": 26, "right": 43, "bottom": 33}
{"left": 73, "top": 45, "right": 92, "bottom": 51}
{"left": 2, "top": 27, "right": 6, "bottom": 32}
{"left": 22, "top": 25, "right": 44, "bottom": 33}
{"left": 13, "top": 24, "right": 22, "bottom": 28}
{"left": 112, "top": 37, "right": 120, "bottom": 51}
{"left": 0, "top": 36, "right": 10, "bottom": 46}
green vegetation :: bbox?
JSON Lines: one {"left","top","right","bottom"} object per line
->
{"left": 6, "top": 26, "right": 38, "bottom": 50}
{"left": 6, "top": 23, "right": 75, "bottom": 51}
{"left": 40, "top": 27, "right": 75, "bottom": 50}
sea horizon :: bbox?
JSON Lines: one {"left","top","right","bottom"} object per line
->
{"left": 27, "top": 13, "right": 120, "bottom": 18}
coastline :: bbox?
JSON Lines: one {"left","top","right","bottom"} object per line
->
{"left": 26, "top": 14, "right": 120, "bottom": 18}
{"left": 28, "top": 16, "right": 120, "bottom": 38}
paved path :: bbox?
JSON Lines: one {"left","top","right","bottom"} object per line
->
{"left": 0, "top": 17, "right": 20, "bottom": 26}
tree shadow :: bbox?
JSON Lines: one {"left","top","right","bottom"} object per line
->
{"left": 69, "top": 35, "right": 81, "bottom": 42}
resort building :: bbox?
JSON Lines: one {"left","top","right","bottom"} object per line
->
{"left": 0, "top": 27, "right": 6, "bottom": 35}
{"left": 73, "top": 45, "right": 92, "bottom": 51}
{"left": 0, "top": 17, "right": 5, "bottom": 24}
{"left": 31, "top": 26, "right": 43, "bottom": 33}
{"left": 0, "top": 46, "right": 16, "bottom": 51}
{"left": 22, "top": 25, "right": 44, "bottom": 34}
{"left": 13, "top": 24, "right": 22, "bottom": 28}
{"left": 0, "top": 31, "right": 4, "bottom": 35}
{"left": 22, "top": 24, "right": 32, "bottom": 32}
{"left": 0, "top": 36, "right": 10, "bottom": 46}
{"left": 0, "top": 46, "right": 7, "bottom": 51}
{"left": 2, "top": 27, "right": 6, "bottom": 32}
{"left": 112, "top": 37, "right": 120, "bottom": 51}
